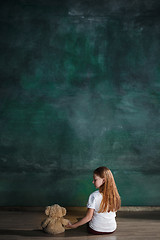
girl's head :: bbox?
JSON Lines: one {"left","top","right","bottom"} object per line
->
{"left": 93, "top": 166, "right": 114, "bottom": 190}
{"left": 93, "top": 166, "right": 121, "bottom": 213}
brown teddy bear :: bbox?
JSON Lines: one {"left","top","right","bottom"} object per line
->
{"left": 41, "top": 204, "right": 70, "bottom": 234}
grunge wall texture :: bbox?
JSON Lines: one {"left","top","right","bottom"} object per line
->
{"left": 0, "top": 0, "right": 160, "bottom": 206}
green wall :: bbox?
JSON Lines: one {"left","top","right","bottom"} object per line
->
{"left": 0, "top": 0, "right": 160, "bottom": 206}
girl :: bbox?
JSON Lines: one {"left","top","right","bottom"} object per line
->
{"left": 66, "top": 166, "right": 121, "bottom": 235}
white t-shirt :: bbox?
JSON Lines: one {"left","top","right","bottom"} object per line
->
{"left": 87, "top": 190, "right": 117, "bottom": 232}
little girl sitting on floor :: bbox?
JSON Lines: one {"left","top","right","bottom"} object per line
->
{"left": 66, "top": 166, "right": 121, "bottom": 235}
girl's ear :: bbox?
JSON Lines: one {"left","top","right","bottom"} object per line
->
{"left": 102, "top": 178, "right": 105, "bottom": 183}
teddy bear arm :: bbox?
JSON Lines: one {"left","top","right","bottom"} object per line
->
{"left": 41, "top": 218, "right": 50, "bottom": 228}
{"left": 61, "top": 218, "right": 69, "bottom": 226}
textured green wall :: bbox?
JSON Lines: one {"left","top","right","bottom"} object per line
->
{"left": 0, "top": 0, "right": 160, "bottom": 206}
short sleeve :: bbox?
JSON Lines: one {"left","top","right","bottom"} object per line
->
{"left": 87, "top": 193, "right": 96, "bottom": 209}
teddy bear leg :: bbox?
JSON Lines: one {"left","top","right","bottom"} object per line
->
{"left": 53, "top": 226, "right": 65, "bottom": 234}
{"left": 45, "top": 225, "right": 65, "bottom": 235}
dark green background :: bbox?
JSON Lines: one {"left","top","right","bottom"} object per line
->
{"left": 0, "top": 0, "right": 160, "bottom": 206}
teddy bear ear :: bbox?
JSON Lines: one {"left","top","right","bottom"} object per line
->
{"left": 61, "top": 207, "right": 66, "bottom": 216}
{"left": 45, "top": 206, "right": 50, "bottom": 215}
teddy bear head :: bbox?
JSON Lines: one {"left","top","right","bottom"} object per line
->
{"left": 45, "top": 204, "right": 66, "bottom": 218}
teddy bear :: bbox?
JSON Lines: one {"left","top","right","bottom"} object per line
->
{"left": 41, "top": 204, "right": 70, "bottom": 234}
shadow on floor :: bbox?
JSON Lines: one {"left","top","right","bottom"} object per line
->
{"left": 0, "top": 226, "right": 117, "bottom": 239}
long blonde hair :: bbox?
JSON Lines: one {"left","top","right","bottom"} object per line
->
{"left": 94, "top": 166, "right": 121, "bottom": 213}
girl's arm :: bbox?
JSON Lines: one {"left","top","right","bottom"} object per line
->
{"left": 66, "top": 208, "right": 94, "bottom": 229}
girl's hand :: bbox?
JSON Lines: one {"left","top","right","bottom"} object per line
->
{"left": 66, "top": 221, "right": 77, "bottom": 229}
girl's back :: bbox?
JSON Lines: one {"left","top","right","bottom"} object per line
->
{"left": 87, "top": 190, "right": 117, "bottom": 232}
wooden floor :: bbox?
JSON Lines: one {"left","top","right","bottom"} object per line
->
{"left": 0, "top": 208, "right": 160, "bottom": 240}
